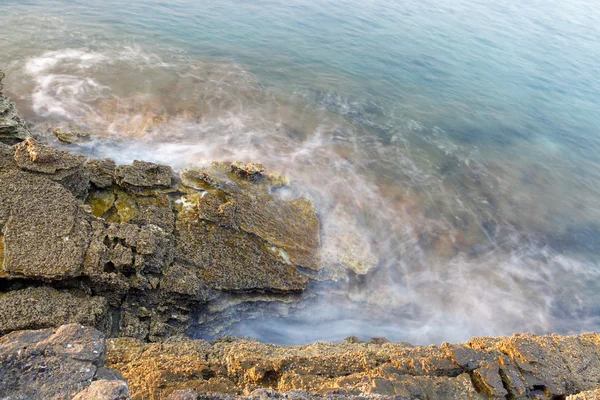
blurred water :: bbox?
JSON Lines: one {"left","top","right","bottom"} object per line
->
{"left": 1, "top": 0, "right": 600, "bottom": 344}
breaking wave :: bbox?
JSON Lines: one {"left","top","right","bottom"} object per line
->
{"left": 8, "top": 44, "right": 600, "bottom": 345}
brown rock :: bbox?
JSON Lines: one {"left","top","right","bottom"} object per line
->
{"left": 85, "top": 158, "right": 116, "bottom": 188}
{"left": 72, "top": 379, "right": 130, "bottom": 400}
{"left": 115, "top": 160, "right": 174, "bottom": 189}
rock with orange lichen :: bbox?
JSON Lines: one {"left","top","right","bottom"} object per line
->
{"left": 103, "top": 332, "right": 600, "bottom": 400}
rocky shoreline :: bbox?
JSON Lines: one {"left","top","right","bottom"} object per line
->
{"left": 1, "top": 70, "right": 600, "bottom": 399}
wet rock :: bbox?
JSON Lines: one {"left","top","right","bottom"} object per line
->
{"left": 13, "top": 137, "right": 86, "bottom": 174}
{"left": 231, "top": 161, "right": 266, "bottom": 181}
{"left": 115, "top": 160, "right": 174, "bottom": 189}
{"left": 53, "top": 127, "right": 91, "bottom": 144}
{"left": 72, "top": 379, "right": 130, "bottom": 400}
{"left": 179, "top": 162, "right": 320, "bottom": 271}
{"left": 0, "top": 286, "right": 109, "bottom": 336}
{"left": 0, "top": 71, "right": 29, "bottom": 144}
{"left": 175, "top": 216, "right": 308, "bottom": 292}
{"left": 0, "top": 324, "right": 107, "bottom": 399}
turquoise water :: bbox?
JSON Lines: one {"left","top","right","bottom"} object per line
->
{"left": 2, "top": 0, "right": 600, "bottom": 344}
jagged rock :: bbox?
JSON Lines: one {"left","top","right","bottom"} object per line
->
{"left": 0, "top": 71, "right": 29, "bottom": 144}
{"left": 104, "top": 332, "right": 600, "bottom": 400}
{"left": 85, "top": 158, "right": 117, "bottom": 188}
{"left": 115, "top": 160, "right": 174, "bottom": 189}
{"left": 72, "top": 379, "right": 130, "bottom": 400}
{"left": 179, "top": 162, "right": 320, "bottom": 271}
{"left": 0, "top": 324, "right": 108, "bottom": 399}
{"left": 13, "top": 137, "right": 86, "bottom": 174}
{"left": 0, "top": 286, "right": 109, "bottom": 336}
{"left": 175, "top": 216, "right": 308, "bottom": 292}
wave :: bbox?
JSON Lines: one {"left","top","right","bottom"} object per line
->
{"left": 11, "top": 46, "right": 600, "bottom": 344}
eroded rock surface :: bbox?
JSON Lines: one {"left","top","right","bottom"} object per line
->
{"left": 104, "top": 332, "right": 600, "bottom": 400}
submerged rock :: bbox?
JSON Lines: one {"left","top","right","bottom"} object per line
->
{"left": 53, "top": 127, "right": 91, "bottom": 144}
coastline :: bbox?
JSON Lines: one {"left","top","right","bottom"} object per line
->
{"left": 2, "top": 69, "right": 600, "bottom": 400}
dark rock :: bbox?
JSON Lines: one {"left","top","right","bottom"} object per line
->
{"left": 94, "top": 366, "right": 127, "bottom": 382}
{"left": 0, "top": 324, "right": 106, "bottom": 399}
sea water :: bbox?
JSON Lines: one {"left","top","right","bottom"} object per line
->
{"left": 1, "top": 0, "right": 600, "bottom": 344}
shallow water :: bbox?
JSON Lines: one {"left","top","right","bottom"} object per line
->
{"left": 2, "top": 0, "right": 600, "bottom": 344}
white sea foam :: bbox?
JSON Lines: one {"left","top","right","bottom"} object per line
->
{"left": 14, "top": 45, "right": 600, "bottom": 345}
{"left": 23, "top": 49, "right": 109, "bottom": 119}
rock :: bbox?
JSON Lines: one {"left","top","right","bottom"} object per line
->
{"left": 85, "top": 158, "right": 117, "bottom": 188}
{"left": 0, "top": 71, "right": 29, "bottom": 144}
{"left": 567, "top": 389, "right": 600, "bottom": 400}
{"left": 174, "top": 216, "right": 308, "bottom": 292}
{"left": 0, "top": 286, "right": 109, "bottom": 336}
{"left": 53, "top": 127, "right": 91, "bottom": 144}
{"left": 72, "top": 379, "right": 130, "bottom": 400}
{"left": 160, "top": 264, "right": 214, "bottom": 300}
{"left": 231, "top": 161, "right": 266, "bottom": 181}
{"left": 13, "top": 138, "right": 90, "bottom": 198}
{"left": 179, "top": 162, "right": 320, "bottom": 271}
{"left": 13, "top": 137, "right": 86, "bottom": 174}
{"left": 105, "top": 332, "right": 600, "bottom": 400}
{"left": 0, "top": 324, "right": 107, "bottom": 399}
{"left": 166, "top": 389, "right": 202, "bottom": 400}
{"left": 0, "top": 170, "right": 91, "bottom": 278}
{"left": 115, "top": 160, "right": 174, "bottom": 189}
